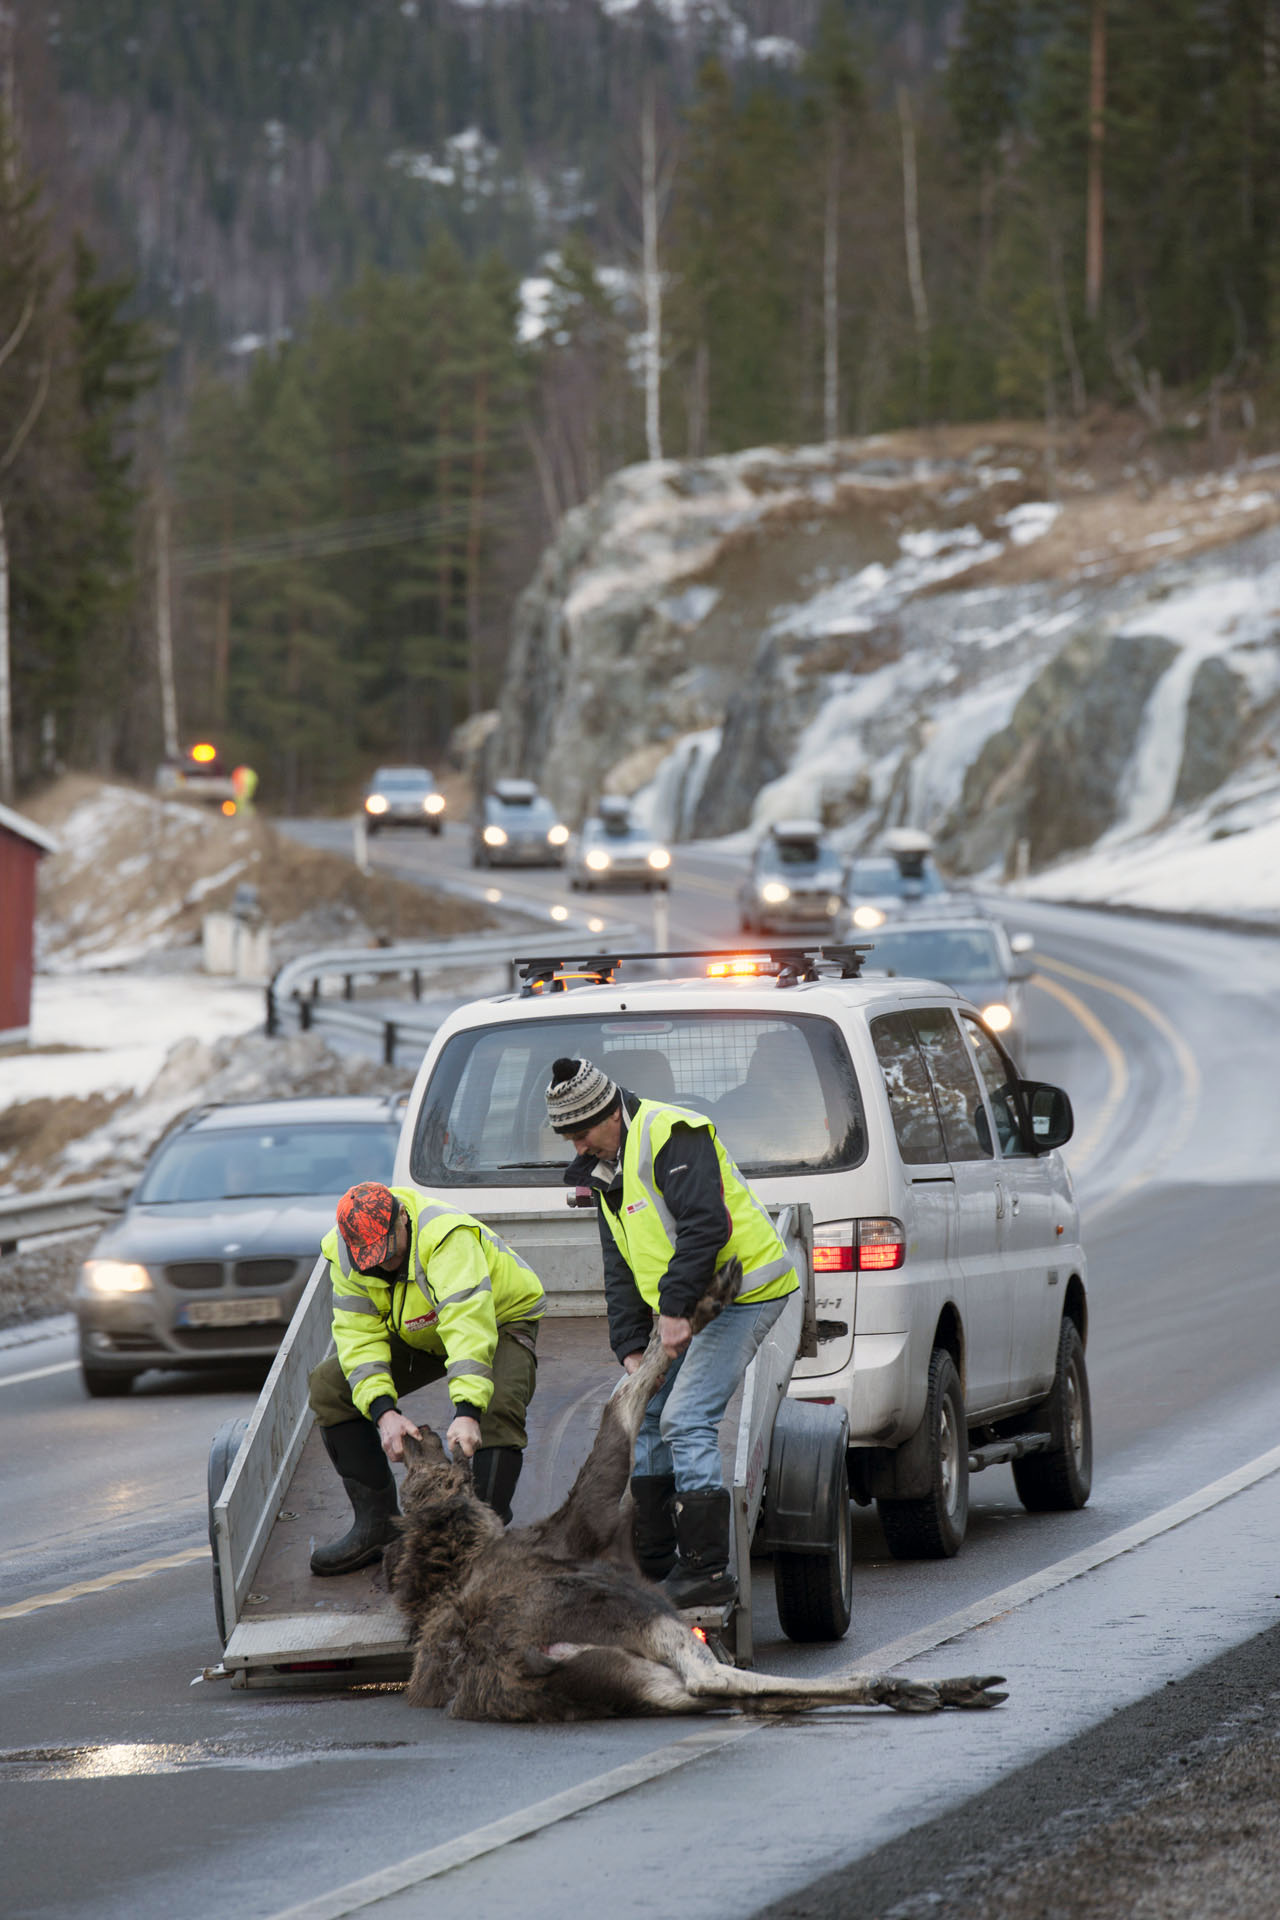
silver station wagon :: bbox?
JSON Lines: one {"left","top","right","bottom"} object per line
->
{"left": 396, "top": 947, "right": 1090, "bottom": 1559}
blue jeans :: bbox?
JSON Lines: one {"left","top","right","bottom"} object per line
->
{"left": 632, "top": 1294, "right": 790, "bottom": 1492}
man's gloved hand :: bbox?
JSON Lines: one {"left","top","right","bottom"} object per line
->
{"left": 376, "top": 1407, "right": 422, "bottom": 1463}
{"left": 446, "top": 1413, "right": 482, "bottom": 1458}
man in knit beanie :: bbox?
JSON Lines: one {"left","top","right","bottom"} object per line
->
{"left": 546, "top": 1054, "right": 796, "bottom": 1609}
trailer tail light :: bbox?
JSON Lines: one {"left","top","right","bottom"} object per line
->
{"left": 813, "top": 1222, "right": 855, "bottom": 1273}
{"left": 857, "top": 1218, "right": 905, "bottom": 1270}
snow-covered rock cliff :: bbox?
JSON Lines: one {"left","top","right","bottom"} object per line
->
{"left": 493, "top": 425, "right": 1280, "bottom": 907}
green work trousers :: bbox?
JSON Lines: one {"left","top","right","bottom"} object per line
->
{"left": 308, "top": 1321, "right": 538, "bottom": 1450}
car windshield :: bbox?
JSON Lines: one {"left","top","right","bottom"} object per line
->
{"left": 494, "top": 794, "right": 554, "bottom": 822}
{"left": 377, "top": 770, "right": 432, "bottom": 789}
{"left": 137, "top": 1123, "right": 397, "bottom": 1204}
{"left": 866, "top": 927, "right": 1004, "bottom": 984}
{"left": 592, "top": 817, "right": 644, "bottom": 843}
{"left": 848, "top": 858, "right": 945, "bottom": 898}
{"left": 411, "top": 1011, "right": 867, "bottom": 1185}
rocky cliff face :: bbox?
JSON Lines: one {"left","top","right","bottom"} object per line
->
{"left": 494, "top": 425, "right": 1280, "bottom": 883}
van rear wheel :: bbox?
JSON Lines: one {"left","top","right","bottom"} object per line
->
{"left": 877, "top": 1349, "right": 969, "bottom": 1560}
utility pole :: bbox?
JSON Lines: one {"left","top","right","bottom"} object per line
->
{"left": 1085, "top": 0, "right": 1106, "bottom": 322}
{"left": 155, "top": 488, "right": 180, "bottom": 761}
{"left": 897, "top": 85, "right": 930, "bottom": 418}
{"left": 641, "top": 82, "right": 664, "bottom": 463}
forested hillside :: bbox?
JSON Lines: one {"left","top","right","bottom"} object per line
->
{"left": 5, "top": 0, "right": 1280, "bottom": 809}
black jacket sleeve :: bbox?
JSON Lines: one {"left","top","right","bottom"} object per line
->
{"left": 598, "top": 1201, "right": 653, "bottom": 1365}
{"left": 653, "top": 1123, "right": 732, "bottom": 1320}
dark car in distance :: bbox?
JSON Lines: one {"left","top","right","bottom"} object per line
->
{"left": 74, "top": 1095, "right": 403, "bottom": 1396}
{"left": 363, "top": 766, "right": 447, "bottom": 835}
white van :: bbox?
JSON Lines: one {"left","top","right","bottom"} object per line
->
{"left": 393, "top": 949, "right": 1090, "bottom": 1560}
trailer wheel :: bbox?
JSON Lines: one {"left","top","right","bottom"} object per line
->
{"left": 877, "top": 1348, "right": 968, "bottom": 1560}
{"left": 208, "top": 1416, "right": 249, "bottom": 1648}
{"left": 1012, "top": 1318, "right": 1092, "bottom": 1512}
{"left": 764, "top": 1400, "right": 853, "bottom": 1643}
{"left": 773, "top": 1431, "right": 853, "bottom": 1643}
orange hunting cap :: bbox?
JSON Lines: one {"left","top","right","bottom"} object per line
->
{"left": 337, "top": 1182, "right": 398, "bottom": 1272}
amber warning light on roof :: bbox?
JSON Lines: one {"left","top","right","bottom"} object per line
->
{"left": 706, "top": 956, "right": 771, "bottom": 979}
{"left": 190, "top": 741, "right": 218, "bottom": 764}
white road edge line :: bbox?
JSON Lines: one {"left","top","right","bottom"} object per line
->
{"left": 859, "top": 1436, "right": 1280, "bottom": 1672}
{"left": 261, "top": 1436, "right": 1280, "bottom": 1920}
{"left": 0, "top": 1360, "right": 78, "bottom": 1389}
{"left": 261, "top": 1724, "right": 756, "bottom": 1920}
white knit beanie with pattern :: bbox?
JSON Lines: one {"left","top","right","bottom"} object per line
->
{"left": 546, "top": 1056, "right": 619, "bottom": 1135}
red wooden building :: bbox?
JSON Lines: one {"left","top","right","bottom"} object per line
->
{"left": 0, "top": 802, "right": 57, "bottom": 1047}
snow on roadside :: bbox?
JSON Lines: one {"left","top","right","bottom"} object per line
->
{"left": 1, "top": 975, "right": 262, "bottom": 1107}
{"left": 1022, "top": 771, "right": 1280, "bottom": 920}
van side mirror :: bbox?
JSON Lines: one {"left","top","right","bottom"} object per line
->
{"left": 1019, "top": 1081, "right": 1073, "bottom": 1152}
{"left": 96, "top": 1185, "right": 131, "bottom": 1215}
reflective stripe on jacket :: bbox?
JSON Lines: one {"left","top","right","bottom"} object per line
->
{"left": 597, "top": 1099, "right": 796, "bottom": 1314}
{"left": 323, "top": 1188, "right": 545, "bottom": 1419}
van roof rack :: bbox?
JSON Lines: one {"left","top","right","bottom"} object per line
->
{"left": 513, "top": 945, "right": 875, "bottom": 995}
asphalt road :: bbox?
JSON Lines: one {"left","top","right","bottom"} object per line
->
{"left": 5, "top": 820, "right": 1280, "bottom": 1920}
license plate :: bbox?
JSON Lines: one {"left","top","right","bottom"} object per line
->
{"left": 180, "top": 1298, "right": 284, "bottom": 1328}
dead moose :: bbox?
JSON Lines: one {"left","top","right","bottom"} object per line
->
{"left": 383, "top": 1261, "right": 1005, "bottom": 1723}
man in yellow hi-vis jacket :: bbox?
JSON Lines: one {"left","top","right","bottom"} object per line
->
{"left": 550, "top": 1056, "right": 797, "bottom": 1609}
{"left": 307, "top": 1181, "right": 544, "bottom": 1576}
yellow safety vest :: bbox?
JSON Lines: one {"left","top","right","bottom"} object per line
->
{"left": 323, "top": 1188, "right": 545, "bottom": 1419}
{"left": 598, "top": 1100, "right": 797, "bottom": 1313}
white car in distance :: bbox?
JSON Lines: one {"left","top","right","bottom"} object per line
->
{"left": 568, "top": 797, "right": 672, "bottom": 891}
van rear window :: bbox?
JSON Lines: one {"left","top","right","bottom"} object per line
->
{"left": 410, "top": 1011, "right": 867, "bottom": 1185}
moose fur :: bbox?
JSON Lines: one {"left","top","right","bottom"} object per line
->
{"left": 384, "top": 1261, "right": 1005, "bottom": 1722}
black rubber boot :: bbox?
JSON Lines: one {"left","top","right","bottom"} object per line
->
{"left": 631, "top": 1474, "right": 677, "bottom": 1581}
{"left": 471, "top": 1445, "right": 523, "bottom": 1525}
{"left": 660, "top": 1487, "right": 738, "bottom": 1610}
{"left": 309, "top": 1419, "right": 400, "bottom": 1576}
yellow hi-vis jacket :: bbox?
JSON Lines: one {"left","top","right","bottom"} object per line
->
{"left": 598, "top": 1100, "right": 797, "bottom": 1313}
{"left": 322, "top": 1189, "right": 545, "bottom": 1420}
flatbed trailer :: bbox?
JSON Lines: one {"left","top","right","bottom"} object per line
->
{"left": 209, "top": 1202, "right": 853, "bottom": 1688}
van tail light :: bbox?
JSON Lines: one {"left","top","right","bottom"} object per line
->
{"left": 857, "top": 1218, "right": 905, "bottom": 1270}
{"left": 813, "top": 1222, "right": 855, "bottom": 1272}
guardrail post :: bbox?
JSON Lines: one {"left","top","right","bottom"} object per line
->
{"left": 411, "top": 970, "right": 421, "bottom": 1001}
{"left": 343, "top": 975, "right": 354, "bottom": 1001}
{"left": 299, "top": 997, "right": 312, "bottom": 1032}
{"left": 264, "top": 979, "right": 278, "bottom": 1036}
{"left": 383, "top": 1021, "right": 397, "bottom": 1066}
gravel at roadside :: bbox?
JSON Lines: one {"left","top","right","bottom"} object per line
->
{"left": 758, "top": 1624, "right": 1280, "bottom": 1920}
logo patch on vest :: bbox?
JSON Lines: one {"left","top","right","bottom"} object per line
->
{"left": 403, "top": 1311, "right": 438, "bottom": 1331}
{"left": 625, "top": 1198, "right": 649, "bottom": 1215}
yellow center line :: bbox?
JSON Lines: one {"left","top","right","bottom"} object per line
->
{"left": 1028, "top": 971, "right": 1128, "bottom": 1176}
{"left": 0, "top": 1546, "right": 209, "bottom": 1621}
{"left": 1034, "top": 951, "right": 1202, "bottom": 1205}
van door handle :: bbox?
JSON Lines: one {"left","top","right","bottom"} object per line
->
{"left": 994, "top": 1179, "right": 1006, "bottom": 1220}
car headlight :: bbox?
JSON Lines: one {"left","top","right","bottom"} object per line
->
{"left": 424, "top": 793, "right": 446, "bottom": 814}
{"left": 483, "top": 824, "right": 508, "bottom": 847}
{"left": 547, "top": 823, "right": 570, "bottom": 846}
{"left": 761, "top": 881, "right": 790, "bottom": 905}
{"left": 81, "top": 1260, "right": 152, "bottom": 1296}
{"left": 852, "top": 904, "right": 886, "bottom": 929}
{"left": 647, "top": 847, "right": 672, "bottom": 870}
{"left": 586, "top": 849, "right": 612, "bottom": 871}
{"left": 982, "top": 1002, "right": 1014, "bottom": 1032}
{"left": 365, "top": 794, "right": 388, "bottom": 815}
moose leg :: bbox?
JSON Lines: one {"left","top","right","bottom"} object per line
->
{"left": 531, "top": 1262, "right": 744, "bottom": 1565}
{"left": 639, "top": 1617, "right": 1005, "bottom": 1714}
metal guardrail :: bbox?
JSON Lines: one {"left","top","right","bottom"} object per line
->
{"left": 0, "top": 1181, "right": 122, "bottom": 1256}
{"left": 265, "top": 925, "right": 638, "bottom": 1064}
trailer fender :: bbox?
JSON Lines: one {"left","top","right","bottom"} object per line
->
{"left": 758, "top": 1398, "right": 849, "bottom": 1555}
